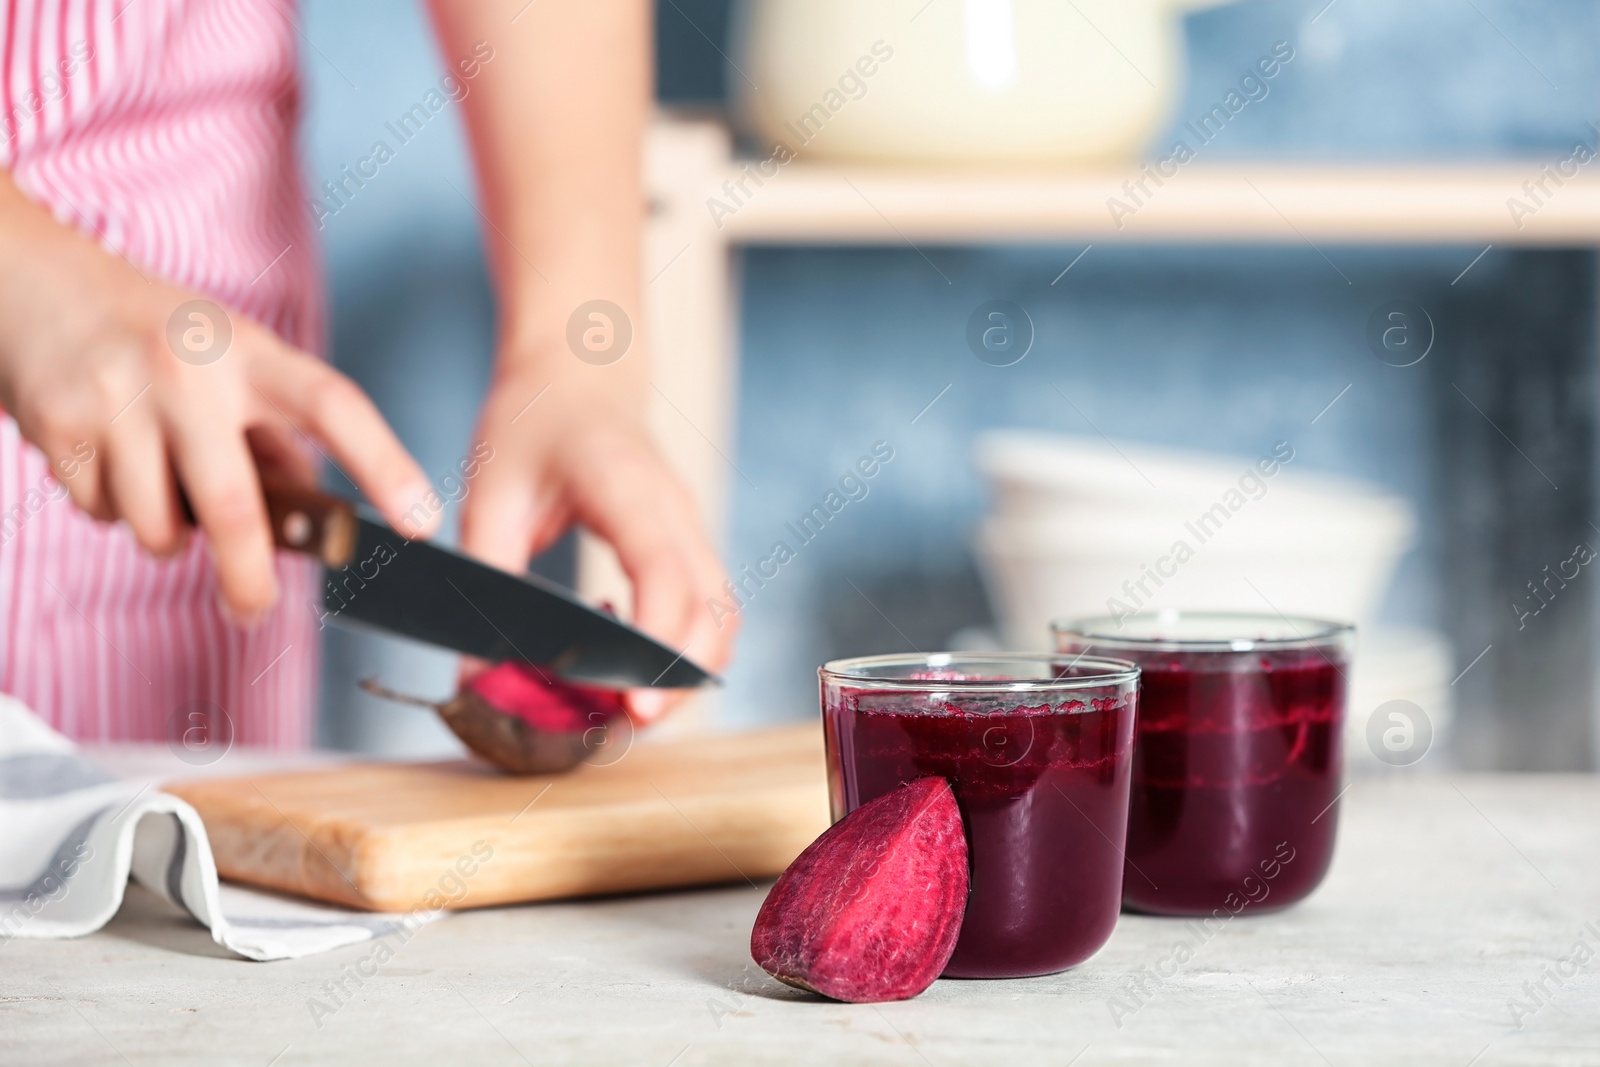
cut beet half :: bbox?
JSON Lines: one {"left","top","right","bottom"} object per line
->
{"left": 751, "top": 776, "right": 969, "bottom": 1003}
{"left": 464, "top": 661, "right": 625, "bottom": 735}
{"left": 359, "top": 661, "right": 628, "bottom": 775}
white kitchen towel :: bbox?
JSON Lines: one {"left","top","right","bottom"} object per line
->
{"left": 0, "top": 694, "right": 438, "bottom": 960}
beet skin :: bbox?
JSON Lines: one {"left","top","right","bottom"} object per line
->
{"left": 751, "top": 776, "right": 968, "bottom": 1002}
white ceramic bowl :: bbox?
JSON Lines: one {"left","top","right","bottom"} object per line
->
{"left": 975, "top": 508, "right": 1413, "bottom": 649}
{"left": 732, "top": 0, "right": 1236, "bottom": 165}
{"left": 971, "top": 432, "right": 1417, "bottom": 648}
{"left": 975, "top": 430, "right": 1400, "bottom": 519}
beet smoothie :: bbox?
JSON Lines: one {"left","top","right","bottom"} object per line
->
{"left": 1054, "top": 613, "right": 1352, "bottom": 917}
{"left": 821, "top": 654, "right": 1139, "bottom": 979}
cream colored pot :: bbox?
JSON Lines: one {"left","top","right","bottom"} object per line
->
{"left": 732, "top": 0, "right": 1235, "bottom": 165}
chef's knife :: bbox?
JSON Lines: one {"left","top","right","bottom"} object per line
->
{"left": 246, "top": 478, "right": 715, "bottom": 689}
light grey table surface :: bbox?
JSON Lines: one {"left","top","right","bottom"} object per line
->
{"left": 3, "top": 754, "right": 1598, "bottom": 1066}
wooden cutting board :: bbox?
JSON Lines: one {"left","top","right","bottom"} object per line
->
{"left": 167, "top": 725, "right": 829, "bottom": 912}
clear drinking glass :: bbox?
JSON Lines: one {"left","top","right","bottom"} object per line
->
{"left": 1052, "top": 612, "right": 1353, "bottom": 917}
{"left": 820, "top": 652, "right": 1139, "bottom": 978}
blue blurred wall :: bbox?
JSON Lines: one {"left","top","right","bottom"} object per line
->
{"left": 300, "top": 0, "right": 1599, "bottom": 747}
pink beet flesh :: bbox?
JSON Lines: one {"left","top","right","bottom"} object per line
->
{"left": 751, "top": 776, "right": 969, "bottom": 1003}
{"left": 466, "top": 661, "right": 627, "bottom": 734}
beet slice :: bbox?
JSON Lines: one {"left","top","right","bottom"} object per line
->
{"left": 751, "top": 776, "right": 968, "bottom": 1002}
{"left": 359, "top": 661, "right": 628, "bottom": 775}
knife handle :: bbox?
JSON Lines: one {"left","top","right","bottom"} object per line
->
{"left": 261, "top": 477, "right": 358, "bottom": 569}
{"left": 176, "top": 475, "right": 358, "bottom": 569}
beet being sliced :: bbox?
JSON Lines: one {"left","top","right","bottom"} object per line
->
{"left": 751, "top": 776, "right": 968, "bottom": 1003}
{"left": 359, "top": 661, "right": 628, "bottom": 775}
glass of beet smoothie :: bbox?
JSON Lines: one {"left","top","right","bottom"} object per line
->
{"left": 820, "top": 652, "right": 1139, "bottom": 979}
{"left": 1052, "top": 612, "right": 1353, "bottom": 917}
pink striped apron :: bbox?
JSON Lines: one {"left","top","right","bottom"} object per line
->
{"left": 0, "top": 0, "right": 321, "bottom": 746}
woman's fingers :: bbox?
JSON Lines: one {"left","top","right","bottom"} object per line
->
{"left": 630, "top": 485, "right": 738, "bottom": 722}
{"left": 636, "top": 460, "right": 737, "bottom": 666}
{"left": 167, "top": 417, "right": 277, "bottom": 622}
{"left": 454, "top": 472, "right": 550, "bottom": 691}
{"left": 245, "top": 423, "right": 319, "bottom": 489}
{"left": 566, "top": 454, "right": 723, "bottom": 723}
{"left": 582, "top": 462, "right": 697, "bottom": 634}
{"left": 248, "top": 343, "right": 438, "bottom": 538}
{"left": 675, "top": 524, "right": 738, "bottom": 671}
{"left": 458, "top": 464, "right": 538, "bottom": 575}
{"left": 103, "top": 411, "right": 183, "bottom": 556}
{"left": 53, "top": 438, "right": 112, "bottom": 522}
{"left": 619, "top": 545, "right": 700, "bottom": 725}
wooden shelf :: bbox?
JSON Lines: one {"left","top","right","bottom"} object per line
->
{"left": 708, "top": 163, "right": 1600, "bottom": 246}
{"left": 589, "top": 117, "right": 1600, "bottom": 719}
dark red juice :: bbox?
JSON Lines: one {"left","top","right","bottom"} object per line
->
{"left": 824, "top": 688, "right": 1136, "bottom": 979}
{"left": 1122, "top": 649, "right": 1345, "bottom": 915}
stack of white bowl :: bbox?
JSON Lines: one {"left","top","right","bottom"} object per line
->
{"left": 971, "top": 431, "right": 1452, "bottom": 772}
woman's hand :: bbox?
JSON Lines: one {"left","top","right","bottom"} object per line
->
{"left": 458, "top": 375, "right": 736, "bottom": 723}
{"left": 0, "top": 174, "right": 438, "bottom": 622}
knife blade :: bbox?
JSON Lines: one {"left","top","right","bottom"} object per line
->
{"left": 255, "top": 477, "right": 716, "bottom": 689}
